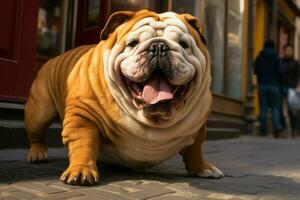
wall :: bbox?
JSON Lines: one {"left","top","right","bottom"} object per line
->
{"left": 253, "top": 0, "right": 266, "bottom": 116}
{"left": 295, "top": 0, "right": 300, "bottom": 59}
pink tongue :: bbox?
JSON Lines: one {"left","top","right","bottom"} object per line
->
{"left": 142, "top": 76, "right": 174, "bottom": 104}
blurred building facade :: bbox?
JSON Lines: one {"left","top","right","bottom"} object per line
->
{"left": 252, "top": 0, "right": 300, "bottom": 116}
{"left": 0, "top": 0, "right": 299, "bottom": 138}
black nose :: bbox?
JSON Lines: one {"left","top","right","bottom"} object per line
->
{"left": 149, "top": 41, "right": 169, "bottom": 57}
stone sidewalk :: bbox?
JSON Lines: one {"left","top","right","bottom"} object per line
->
{"left": 1, "top": 136, "right": 300, "bottom": 200}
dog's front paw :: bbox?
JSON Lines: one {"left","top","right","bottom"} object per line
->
{"left": 187, "top": 161, "right": 224, "bottom": 179}
{"left": 28, "top": 144, "right": 48, "bottom": 163}
{"left": 60, "top": 164, "right": 99, "bottom": 185}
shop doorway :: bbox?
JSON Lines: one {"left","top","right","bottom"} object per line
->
{"left": 0, "top": 0, "right": 39, "bottom": 102}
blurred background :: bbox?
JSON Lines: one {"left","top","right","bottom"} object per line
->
{"left": 0, "top": 0, "right": 300, "bottom": 148}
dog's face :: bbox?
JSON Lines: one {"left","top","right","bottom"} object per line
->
{"left": 101, "top": 10, "right": 210, "bottom": 127}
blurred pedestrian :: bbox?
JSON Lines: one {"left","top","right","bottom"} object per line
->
{"left": 254, "top": 40, "right": 282, "bottom": 137}
{"left": 282, "top": 44, "right": 300, "bottom": 137}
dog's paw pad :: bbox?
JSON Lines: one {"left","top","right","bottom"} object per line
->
{"left": 60, "top": 165, "right": 99, "bottom": 186}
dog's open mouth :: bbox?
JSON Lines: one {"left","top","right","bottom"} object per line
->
{"left": 124, "top": 70, "right": 188, "bottom": 119}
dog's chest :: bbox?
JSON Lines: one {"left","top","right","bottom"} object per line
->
{"left": 100, "top": 124, "right": 197, "bottom": 167}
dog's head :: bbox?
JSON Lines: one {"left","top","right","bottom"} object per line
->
{"left": 101, "top": 10, "right": 211, "bottom": 127}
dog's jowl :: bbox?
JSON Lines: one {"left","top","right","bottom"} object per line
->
{"left": 25, "top": 10, "right": 224, "bottom": 186}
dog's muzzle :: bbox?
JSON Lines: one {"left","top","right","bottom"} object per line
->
{"left": 148, "top": 41, "right": 171, "bottom": 76}
{"left": 123, "top": 40, "right": 189, "bottom": 120}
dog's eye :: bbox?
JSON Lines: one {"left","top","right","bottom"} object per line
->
{"left": 127, "top": 40, "right": 139, "bottom": 48}
{"left": 179, "top": 41, "right": 189, "bottom": 49}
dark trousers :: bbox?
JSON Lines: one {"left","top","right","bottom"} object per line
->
{"left": 288, "top": 110, "right": 297, "bottom": 133}
{"left": 258, "top": 85, "right": 282, "bottom": 135}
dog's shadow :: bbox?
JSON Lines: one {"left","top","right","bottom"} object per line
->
{"left": 1, "top": 152, "right": 300, "bottom": 198}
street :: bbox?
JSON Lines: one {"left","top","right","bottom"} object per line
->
{"left": 0, "top": 136, "right": 300, "bottom": 200}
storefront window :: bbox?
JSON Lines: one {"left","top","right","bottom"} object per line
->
{"left": 171, "top": 0, "right": 200, "bottom": 19}
{"left": 37, "top": 0, "right": 64, "bottom": 57}
{"left": 111, "top": 0, "right": 151, "bottom": 12}
{"left": 226, "top": 0, "right": 245, "bottom": 99}
{"left": 205, "top": 0, "right": 225, "bottom": 94}
{"left": 85, "top": 0, "right": 101, "bottom": 28}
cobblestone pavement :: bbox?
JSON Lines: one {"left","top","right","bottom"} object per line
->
{"left": 0, "top": 136, "right": 300, "bottom": 200}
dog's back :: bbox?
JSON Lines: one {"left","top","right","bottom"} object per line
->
{"left": 27, "top": 45, "right": 94, "bottom": 118}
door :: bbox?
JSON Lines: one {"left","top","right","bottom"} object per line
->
{"left": 0, "top": 0, "right": 39, "bottom": 102}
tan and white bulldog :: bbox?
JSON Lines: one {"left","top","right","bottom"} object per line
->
{"left": 25, "top": 10, "right": 223, "bottom": 185}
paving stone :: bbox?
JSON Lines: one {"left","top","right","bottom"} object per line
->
{"left": 125, "top": 187, "right": 175, "bottom": 200}
{"left": 34, "top": 178, "right": 59, "bottom": 185}
{"left": 233, "top": 186, "right": 268, "bottom": 195}
{"left": 47, "top": 182, "right": 81, "bottom": 191}
{"left": 77, "top": 188, "right": 134, "bottom": 200}
{"left": 130, "top": 180, "right": 146, "bottom": 184}
{"left": 8, "top": 190, "right": 38, "bottom": 200}
{"left": 32, "top": 191, "right": 84, "bottom": 200}
{"left": 13, "top": 182, "right": 65, "bottom": 195}
{"left": 0, "top": 184, "right": 9, "bottom": 188}
{"left": 164, "top": 185, "right": 204, "bottom": 198}
{"left": 151, "top": 194, "right": 194, "bottom": 200}
{"left": 0, "top": 186, "right": 20, "bottom": 193}
{"left": 231, "top": 195, "right": 258, "bottom": 200}
{"left": 92, "top": 184, "right": 136, "bottom": 194}
{"left": 67, "top": 196, "right": 100, "bottom": 200}
{"left": 205, "top": 192, "right": 235, "bottom": 200}
{"left": 257, "top": 197, "right": 283, "bottom": 200}
{"left": 108, "top": 181, "right": 145, "bottom": 192}
{"left": 0, "top": 196, "right": 18, "bottom": 200}
{"left": 108, "top": 180, "right": 170, "bottom": 195}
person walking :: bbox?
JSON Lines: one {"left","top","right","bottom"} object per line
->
{"left": 254, "top": 40, "right": 282, "bottom": 137}
{"left": 281, "top": 44, "right": 300, "bottom": 137}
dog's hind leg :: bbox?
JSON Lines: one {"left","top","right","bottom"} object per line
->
{"left": 180, "top": 125, "right": 224, "bottom": 178}
{"left": 25, "top": 73, "right": 57, "bottom": 163}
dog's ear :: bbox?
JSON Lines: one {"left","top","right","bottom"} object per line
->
{"left": 181, "top": 14, "right": 207, "bottom": 46}
{"left": 100, "top": 11, "right": 135, "bottom": 40}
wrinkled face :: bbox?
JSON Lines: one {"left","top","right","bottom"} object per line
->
{"left": 104, "top": 11, "right": 209, "bottom": 125}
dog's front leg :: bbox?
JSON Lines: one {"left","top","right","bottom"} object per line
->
{"left": 180, "top": 125, "right": 224, "bottom": 178}
{"left": 60, "top": 109, "right": 100, "bottom": 185}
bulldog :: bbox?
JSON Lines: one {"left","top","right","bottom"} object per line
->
{"left": 25, "top": 10, "right": 224, "bottom": 185}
